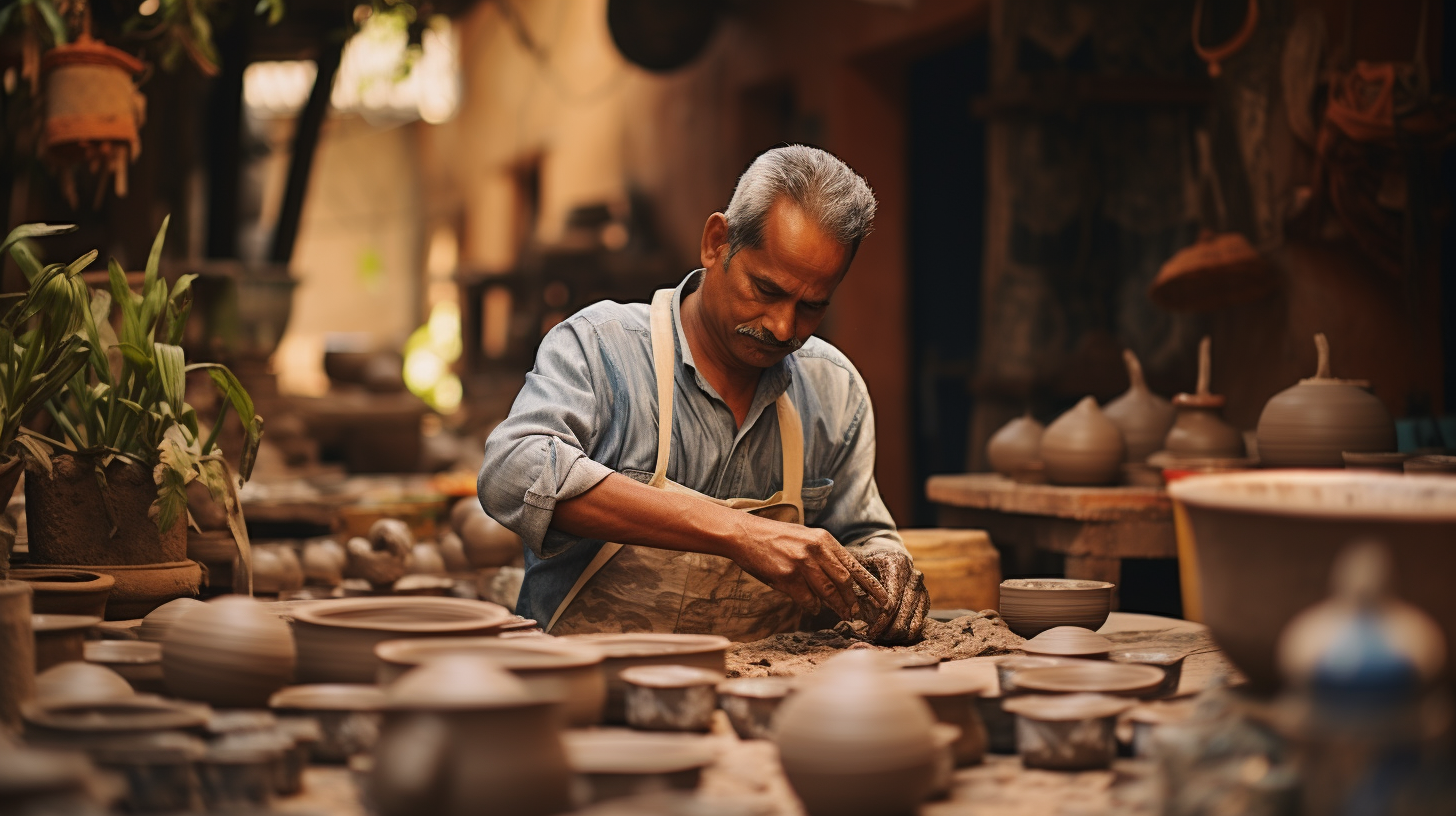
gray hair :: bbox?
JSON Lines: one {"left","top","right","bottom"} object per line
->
{"left": 723, "top": 145, "right": 877, "bottom": 269}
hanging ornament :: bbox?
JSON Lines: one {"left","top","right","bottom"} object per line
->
{"left": 39, "top": 29, "right": 146, "bottom": 208}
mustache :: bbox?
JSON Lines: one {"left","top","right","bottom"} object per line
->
{"left": 736, "top": 324, "right": 803, "bottom": 350}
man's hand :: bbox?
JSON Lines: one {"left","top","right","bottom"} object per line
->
{"left": 854, "top": 547, "right": 929, "bottom": 644}
{"left": 731, "top": 519, "right": 890, "bottom": 622}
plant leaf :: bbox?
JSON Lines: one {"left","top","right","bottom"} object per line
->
{"left": 154, "top": 343, "right": 185, "bottom": 415}
{"left": 143, "top": 216, "right": 169, "bottom": 293}
{"left": 0, "top": 223, "right": 75, "bottom": 257}
{"left": 32, "top": 0, "right": 67, "bottom": 44}
{"left": 13, "top": 434, "right": 52, "bottom": 474}
{"left": 199, "top": 455, "right": 252, "bottom": 594}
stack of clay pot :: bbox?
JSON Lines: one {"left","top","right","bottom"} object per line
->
{"left": 1039, "top": 397, "right": 1125, "bottom": 486}
{"left": 449, "top": 499, "right": 522, "bottom": 569}
{"left": 1156, "top": 336, "right": 1244, "bottom": 463}
{"left": 1256, "top": 333, "right": 1395, "bottom": 468}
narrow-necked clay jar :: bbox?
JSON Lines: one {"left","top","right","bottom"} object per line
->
{"left": 774, "top": 651, "right": 939, "bottom": 816}
{"left": 162, "top": 595, "right": 297, "bottom": 707}
{"left": 1039, "top": 397, "right": 1126, "bottom": 486}
{"left": 1256, "top": 334, "right": 1396, "bottom": 468}
{"left": 372, "top": 655, "right": 572, "bottom": 816}
{"left": 1103, "top": 350, "right": 1176, "bottom": 463}
{"left": 1163, "top": 337, "right": 1244, "bottom": 459}
{"left": 986, "top": 413, "right": 1044, "bottom": 478}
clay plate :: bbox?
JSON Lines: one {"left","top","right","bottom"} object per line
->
{"left": 1010, "top": 662, "right": 1165, "bottom": 697}
{"left": 1019, "top": 626, "right": 1113, "bottom": 658}
{"left": 619, "top": 665, "right": 722, "bottom": 689}
{"left": 291, "top": 596, "right": 515, "bottom": 683}
{"left": 268, "top": 684, "right": 387, "bottom": 712}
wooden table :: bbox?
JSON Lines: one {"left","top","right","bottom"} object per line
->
{"left": 926, "top": 474, "right": 1177, "bottom": 608}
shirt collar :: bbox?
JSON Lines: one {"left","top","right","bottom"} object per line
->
{"left": 671, "top": 269, "right": 794, "bottom": 407}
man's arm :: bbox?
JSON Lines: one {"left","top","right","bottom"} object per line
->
{"left": 552, "top": 473, "right": 887, "bottom": 622}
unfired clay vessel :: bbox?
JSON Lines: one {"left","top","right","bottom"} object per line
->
{"left": 1010, "top": 662, "right": 1165, "bottom": 697}
{"left": 774, "top": 651, "right": 940, "bottom": 816}
{"left": 136, "top": 597, "right": 206, "bottom": 643}
{"left": 373, "top": 655, "right": 572, "bottom": 816}
{"left": 437, "top": 532, "right": 470, "bottom": 573}
{"left": 459, "top": 513, "right": 522, "bottom": 569}
{"left": 717, "top": 677, "right": 793, "bottom": 740}
{"left": 302, "top": 540, "right": 346, "bottom": 587}
{"left": 1256, "top": 333, "right": 1395, "bottom": 468}
{"left": 85, "top": 640, "right": 165, "bottom": 695}
{"left": 562, "top": 633, "right": 730, "bottom": 724}
{"left": 1103, "top": 350, "right": 1176, "bottom": 463}
{"left": 996, "top": 656, "right": 1096, "bottom": 694}
{"left": 32, "top": 614, "right": 98, "bottom": 672}
{"left": 449, "top": 497, "right": 487, "bottom": 533}
{"left": 1163, "top": 337, "right": 1245, "bottom": 459}
{"left": 1039, "top": 397, "right": 1126, "bottom": 486}
{"left": 269, "top": 683, "right": 386, "bottom": 762}
{"left": 622, "top": 664, "right": 724, "bottom": 732}
{"left": 408, "top": 543, "right": 447, "bottom": 576}
{"left": 9, "top": 568, "right": 114, "bottom": 618}
{"left": 1019, "top": 626, "right": 1113, "bottom": 659}
{"left": 563, "top": 730, "right": 719, "bottom": 805}
{"left": 34, "top": 660, "right": 134, "bottom": 705}
{"left": 251, "top": 547, "right": 284, "bottom": 595}
{"left": 1108, "top": 649, "right": 1186, "bottom": 698}
{"left": 1002, "top": 693, "right": 1134, "bottom": 771}
{"left": 162, "top": 595, "right": 297, "bottom": 707}
{"left": 344, "top": 519, "right": 415, "bottom": 589}
{"left": 986, "top": 413, "right": 1044, "bottom": 478}
{"left": 998, "top": 578, "right": 1114, "bottom": 638}
{"left": 898, "top": 669, "right": 990, "bottom": 767}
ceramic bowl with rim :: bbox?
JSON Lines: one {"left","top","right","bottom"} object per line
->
{"left": 1002, "top": 692, "right": 1134, "bottom": 771}
{"left": 1010, "top": 662, "right": 1165, "bottom": 698}
{"left": 717, "top": 677, "right": 794, "bottom": 740}
{"left": 374, "top": 636, "right": 607, "bottom": 726}
{"left": 559, "top": 633, "right": 730, "bottom": 724}
{"left": 563, "top": 729, "right": 719, "bottom": 806}
{"left": 85, "top": 640, "right": 165, "bottom": 695}
{"left": 21, "top": 696, "right": 212, "bottom": 745}
{"left": 290, "top": 597, "right": 515, "bottom": 683}
{"left": 998, "top": 578, "right": 1114, "bottom": 638}
{"left": 268, "top": 684, "right": 386, "bottom": 763}
{"left": 620, "top": 665, "right": 723, "bottom": 733}
{"left": 8, "top": 569, "right": 113, "bottom": 618}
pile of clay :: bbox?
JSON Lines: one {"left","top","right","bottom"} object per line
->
{"left": 727, "top": 612, "right": 1025, "bottom": 678}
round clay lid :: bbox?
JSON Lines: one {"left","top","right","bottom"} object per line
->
{"left": 1011, "top": 663, "right": 1165, "bottom": 696}
{"left": 619, "top": 664, "right": 723, "bottom": 689}
{"left": 560, "top": 632, "right": 730, "bottom": 658}
{"left": 716, "top": 676, "right": 793, "bottom": 699}
{"left": 563, "top": 729, "right": 719, "bottom": 774}
{"left": 32, "top": 614, "right": 101, "bottom": 633}
{"left": 35, "top": 662, "right": 134, "bottom": 706}
{"left": 1002, "top": 692, "right": 1135, "bottom": 721}
{"left": 1020, "top": 626, "right": 1114, "bottom": 657}
{"left": 374, "top": 635, "right": 603, "bottom": 672}
{"left": 85, "top": 640, "right": 161, "bottom": 665}
{"left": 22, "top": 697, "right": 210, "bottom": 733}
{"left": 291, "top": 597, "right": 514, "bottom": 633}
{"left": 386, "top": 654, "right": 551, "bottom": 709}
{"left": 1109, "top": 648, "right": 1184, "bottom": 667}
{"left": 268, "top": 684, "right": 387, "bottom": 712}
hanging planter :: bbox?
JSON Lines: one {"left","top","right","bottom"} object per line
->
{"left": 39, "top": 32, "right": 145, "bottom": 208}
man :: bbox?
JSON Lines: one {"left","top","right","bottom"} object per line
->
{"left": 480, "top": 145, "right": 929, "bottom": 644}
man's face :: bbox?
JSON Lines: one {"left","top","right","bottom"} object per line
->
{"left": 699, "top": 200, "right": 850, "bottom": 371}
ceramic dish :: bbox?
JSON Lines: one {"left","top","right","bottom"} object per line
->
{"left": 291, "top": 597, "right": 515, "bottom": 683}
{"left": 1010, "top": 662, "right": 1165, "bottom": 698}
{"left": 1018, "top": 626, "right": 1113, "bottom": 659}
{"left": 998, "top": 579, "right": 1114, "bottom": 638}
{"left": 560, "top": 633, "right": 730, "bottom": 724}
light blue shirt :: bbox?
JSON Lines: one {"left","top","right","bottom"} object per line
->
{"left": 479, "top": 270, "right": 902, "bottom": 622}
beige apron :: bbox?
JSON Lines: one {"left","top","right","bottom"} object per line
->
{"left": 546, "top": 288, "right": 804, "bottom": 641}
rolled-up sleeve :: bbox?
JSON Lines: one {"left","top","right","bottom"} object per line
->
{"left": 817, "top": 391, "right": 906, "bottom": 558}
{"left": 479, "top": 317, "right": 616, "bottom": 557}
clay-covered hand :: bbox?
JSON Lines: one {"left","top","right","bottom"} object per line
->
{"left": 732, "top": 520, "right": 889, "bottom": 622}
{"left": 854, "top": 547, "right": 929, "bottom": 645}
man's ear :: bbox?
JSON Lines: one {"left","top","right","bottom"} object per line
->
{"left": 700, "top": 213, "right": 729, "bottom": 270}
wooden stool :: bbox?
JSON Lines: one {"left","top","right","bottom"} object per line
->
{"left": 899, "top": 529, "right": 1001, "bottom": 612}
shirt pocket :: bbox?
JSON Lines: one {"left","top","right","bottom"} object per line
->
{"left": 801, "top": 478, "right": 834, "bottom": 515}
{"left": 620, "top": 469, "right": 654, "bottom": 485}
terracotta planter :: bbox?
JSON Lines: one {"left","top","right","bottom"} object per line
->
{"left": 9, "top": 568, "right": 114, "bottom": 617}
{"left": 40, "top": 34, "right": 146, "bottom": 204}
{"left": 25, "top": 453, "right": 198, "bottom": 619}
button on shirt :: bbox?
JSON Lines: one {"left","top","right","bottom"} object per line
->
{"left": 479, "top": 270, "right": 903, "bottom": 623}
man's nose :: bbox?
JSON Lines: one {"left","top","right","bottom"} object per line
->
{"left": 762, "top": 301, "right": 796, "bottom": 344}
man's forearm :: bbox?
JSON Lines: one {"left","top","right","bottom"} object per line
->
{"left": 550, "top": 472, "right": 754, "bottom": 558}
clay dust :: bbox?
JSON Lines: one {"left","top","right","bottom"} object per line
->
{"left": 727, "top": 612, "right": 1025, "bottom": 678}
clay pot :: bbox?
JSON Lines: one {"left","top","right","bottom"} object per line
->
{"left": 35, "top": 661, "right": 134, "bottom": 706}
{"left": 1108, "top": 649, "right": 1186, "bottom": 698}
{"left": 291, "top": 596, "right": 515, "bottom": 684}
{"left": 563, "top": 730, "right": 719, "bottom": 805}
{"left": 136, "top": 597, "right": 206, "bottom": 643}
{"left": 343, "top": 519, "right": 415, "bottom": 589}
{"left": 898, "top": 670, "right": 990, "bottom": 767}
{"left": 1256, "top": 334, "right": 1395, "bottom": 468}
{"left": 273, "top": 546, "right": 304, "bottom": 592}
{"left": 1002, "top": 693, "right": 1134, "bottom": 770}
{"left": 162, "top": 595, "right": 297, "bottom": 707}
{"left": 408, "top": 543, "right": 447, "bottom": 576}
{"left": 449, "top": 497, "right": 487, "bottom": 533}
{"left": 1019, "top": 626, "right": 1113, "bottom": 659}
{"left": 252, "top": 548, "right": 284, "bottom": 595}
{"left": 1039, "top": 397, "right": 1126, "bottom": 486}
{"left": 717, "top": 676, "right": 793, "bottom": 740}
{"left": 8, "top": 569, "right": 114, "bottom": 618}
{"left": 33, "top": 614, "right": 99, "bottom": 672}
{"left": 302, "top": 540, "right": 346, "bottom": 587}
{"left": 1163, "top": 337, "right": 1245, "bottom": 460}
{"left": 437, "top": 532, "right": 470, "bottom": 573}
{"left": 269, "top": 684, "right": 385, "bottom": 762}
{"left": 621, "top": 665, "right": 724, "bottom": 732}
{"left": 0, "top": 580, "right": 35, "bottom": 730}
{"left": 1168, "top": 471, "right": 1456, "bottom": 692}
{"left": 998, "top": 578, "right": 1114, "bottom": 638}
{"left": 1150, "top": 231, "right": 1275, "bottom": 312}
{"left": 1010, "top": 662, "right": 1165, "bottom": 697}
{"left": 561, "top": 633, "right": 730, "bottom": 724}
{"left": 373, "top": 655, "right": 572, "bottom": 816}
{"left": 84, "top": 640, "right": 165, "bottom": 695}
{"left": 986, "top": 414, "right": 1044, "bottom": 478}
{"left": 1103, "top": 350, "right": 1176, "bottom": 463}
{"left": 375, "top": 635, "right": 607, "bottom": 726}
{"left": 899, "top": 529, "right": 1001, "bottom": 612}
{"left": 459, "top": 513, "right": 522, "bottom": 568}
{"left": 774, "top": 651, "right": 940, "bottom": 816}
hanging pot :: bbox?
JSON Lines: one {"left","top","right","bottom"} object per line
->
{"left": 39, "top": 33, "right": 146, "bottom": 208}
{"left": 1150, "top": 231, "right": 1275, "bottom": 311}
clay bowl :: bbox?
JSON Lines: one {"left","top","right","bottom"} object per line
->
{"left": 33, "top": 614, "right": 100, "bottom": 672}
{"left": 162, "top": 596, "right": 297, "bottom": 707}
{"left": 85, "top": 640, "right": 166, "bottom": 695}
{"left": 563, "top": 729, "right": 719, "bottom": 805}
{"left": 374, "top": 636, "right": 607, "bottom": 726}
{"left": 560, "top": 633, "right": 730, "bottom": 724}
{"left": 22, "top": 696, "right": 211, "bottom": 744}
{"left": 995, "top": 655, "right": 1097, "bottom": 694}
{"left": 1010, "top": 662, "right": 1165, "bottom": 698}
{"left": 1003, "top": 693, "right": 1135, "bottom": 771}
{"left": 291, "top": 596, "right": 515, "bottom": 683}
{"left": 717, "top": 677, "right": 794, "bottom": 740}
{"left": 1169, "top": 471, "right": 1456, "bottom": 693}
{"left": 136, "top": 597, "right": 207, "bottom": 643}
{"left": 1108, "top": 649, "right": 1186, "bottom": 698}
{"left": 898, "top": 670, "right": 991, "bottom": 766}
{"left": 621, "top": 665, "right": 723, "bottom": 733}
{"left": 998, "top": 578, "right": 1114, "bottom": 638}
{"left": 1018, "top": 626, "right": 1113, "bottom": 659}
{"left": 9, "top": 569, "right": 114, "bottom": 617}
{"left": 268, "top": 684, "right": 386, "bottom": 762}
{"left": 34, "top": 661, "right": 135, "bottom": 706}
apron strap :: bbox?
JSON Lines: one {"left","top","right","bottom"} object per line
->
{"left": 546, "top": 541, "right": 622, "bottom": 633}
{"left": 775, "top": 394, "right": 805, "bottom": 521}
{"left": 648, "top": 288, "right": 676, "bottom": 488}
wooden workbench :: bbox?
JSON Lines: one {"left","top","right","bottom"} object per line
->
{"left": 926, "top": 474, "right": 1177, "bottom": 607}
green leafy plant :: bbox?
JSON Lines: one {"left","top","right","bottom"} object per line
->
{"left": 125, "top": 0, "right": 286, "bottom": 76}
{"left": 38, "top": 216, "right": 263, "bottom": 550}
{"left": 0, "top": 0, "right": 67, "bottom": 89}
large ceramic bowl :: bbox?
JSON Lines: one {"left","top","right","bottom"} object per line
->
{"left": 998, "top": 579, "right": 1113, "bottom": 638}
{"left": 559, "top": 633, "right": 729, "bottom": 724}
{"left": 291, "top": 597, "right": 515, "bottom": 683}
{"left": 1169, "top": 471, "right": 1456, "bottom": 692}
